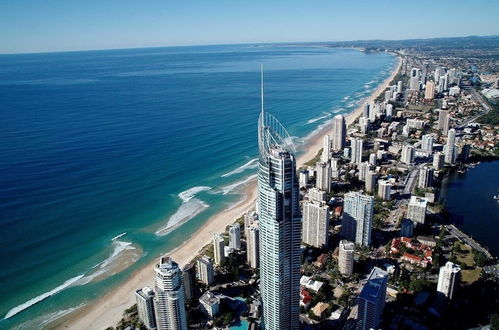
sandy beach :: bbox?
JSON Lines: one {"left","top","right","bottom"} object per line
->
{"left": 55, "top": 54, "right": 401, "bottom": 330}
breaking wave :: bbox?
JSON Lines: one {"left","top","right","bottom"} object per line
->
{"left": 156, "top": 186, "right": 211, "bottom": 236}
{"left": 4, "top": 275, "right": 84, "bottom": 320}
{"left": 221, "top": 159, "right": 258, "bottom": 177}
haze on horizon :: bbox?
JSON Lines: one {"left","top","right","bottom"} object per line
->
{"left": 1, "top": 0, "right": 499, "bottom": 54}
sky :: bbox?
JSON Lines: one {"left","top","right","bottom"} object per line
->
{"left": 1, "top": 0, "right": 499, "bottom": 54}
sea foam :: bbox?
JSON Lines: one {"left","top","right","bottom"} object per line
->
{"left": 4, "top": 275, "right": 84, "bottom": 320}
{"left": 155, "top": 186, "right": 211, "bottom": 236}
{"left": 221, "top": 159, "right": 258, "bottom": 177}
{"left": 220, "top": 174, "right": 257, "bottom": 195}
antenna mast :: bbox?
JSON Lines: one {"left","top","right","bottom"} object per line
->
{"left": 260, "top": 64, "right": 264, "bottom": 119}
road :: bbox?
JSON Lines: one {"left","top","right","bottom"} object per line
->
{"left": 456, "top": 88, "right": 492, "bottom": 128}
{"left": 446, "top": 224, "right": 493, "bottom": 259}
{"left": 403, "top": 165, "right": 421, "bottom": 195}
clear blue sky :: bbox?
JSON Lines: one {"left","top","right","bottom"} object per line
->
{"left": 1, "top": 0, "right": 498, "bottom": 54}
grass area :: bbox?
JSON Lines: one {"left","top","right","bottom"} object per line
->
{"left": 304, "top": 149, "right": 323, "bottom": 167}
{"left": 453, "top": 242, "right": 481, "bottom": 284}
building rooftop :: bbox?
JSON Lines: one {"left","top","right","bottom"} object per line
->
{"left": 136, "top": 286, "right": 154, "bottom": 299}
{"left": 409, "top": 196, "right": 428, "bottom": 207}
{"left": 199, "top": 291, "right": 220, "bottom": 306}
{"left": 359, "top": 267, "right": 388, "bottom": 302}
{"left": 300, "top": 275, "right": 324, "bottom": 292}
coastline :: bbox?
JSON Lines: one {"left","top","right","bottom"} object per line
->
{"left": 54, "top": 54, "right": 402, "bottom": 330}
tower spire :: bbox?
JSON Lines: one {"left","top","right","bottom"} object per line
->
{"left": 261, "top": 64, "right": 264, "bottom": 119}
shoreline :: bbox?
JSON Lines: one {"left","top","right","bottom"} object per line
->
{"left": 54, "top": 55, "right": 402, "bottom": 330}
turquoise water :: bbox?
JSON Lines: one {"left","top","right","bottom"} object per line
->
{"left": 0, "top": 44, "right": 396, "bottom": 328}
{"left": 230, "top": 319, "right": 250, "bottom": 330}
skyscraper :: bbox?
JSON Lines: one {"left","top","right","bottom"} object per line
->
{"left": 302, "top": 201, "right": 329, "bottom": 248}
{"left": 338, "top": 240, "right": 355, "bottom": 276}
{"left": 154, "top": 257, "right": 187, "bottom": 330}
{"left": 363, "top": 102, "right": 370, "bottom": 118}
{"left": 418, "top": 166, "right": 434, "bottom": 189}
{"left": 377, "top": 180, "right": 392, "bottom": 201}
{"left": 437, "top": 261, "right": 461, "bottom": 300}
{"left": 258, "top": 68, "right": 301, "bottom": 330}
{"left": 433, "top": 152, "right": 445, "bottom": 170}
{"left": 424, "top": 81, "right": 435, "bottom": 99}
{"left": 358, "top": 162, "right": 370, "bottom": 182}
{"left": 421, "top": 134, "right": 434, "bottom": 154}
{"left": 407, "top": 196, "right": 428, "bottom": 225}
{"left": 315, "top": 161, "right": 331, "bottom": 193}
{"left": 400, "top": 218, "right": 414, "bottom": 238}
{"left": 135, "top": 287, "right": 157, "bottom": 330}
{"left": 182, "top": 262, "right": 197, "bottom": 301}
{"left": 357, "top": 267, "right": 388, "bottom": 330}
{"left": 212, "top": 233, "right": 225, "bottom": 265}
{"left": 228, "top": 223, "right": 241, "bottom": 250}
{"left": 196, "top": 256, "right": 214, "bottom": 285}
{"left": 401, "top": 144, "right": 415, "bottom": 165}
{"left": 350, "top": 137, "right": 363, "bottom": 164}
{"left": 444, "top": 128, "right": 457, "bottom": 164}
{"left": 438, "top": 110, "right": 450, "bottom": 132}
{"left": 332, "top": 114, "right": 346, "bottom": 151}
{"left": 246, "top": 223, "right": 260, "bottom": 269}
{"left": 322, "top": 134, "right": 331, "bottom": 162}
{"left": 342, "top": 191, "right": 374, "bottom": 246}
{"left": 365, "top": 171, "right": 377, "bottom": 193}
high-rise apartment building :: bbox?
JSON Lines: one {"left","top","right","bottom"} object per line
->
{"left": 332, "top": 114, "right": 346, "bottom": 151}
{"left": 421, "top": 134, "right": 434, "bottom": 154}
{"left": 315, "top": 161, "right": 331, "bottom": 193}
{"left": 433, "top": 152, "right": 445, "bottom": 170}
{"left": 377, "top": 180, "right": 392, "bottom": 201}
{"left": 196, "top": 256, "right": 214, "bottom": 285}
{"left": 154, "top": 257, "right": 187, "bottom": 330}
{"left": 342, "top": 192, "right": 374, "bottom": 246}
{"left": 437, "top": 261, "right": 461, "bottom": 300}
{"left": 246, "top": 223, "right": 260, "bottom": 269}
{"left": 365, "top": 171, "right": 377, "bottom": 193}
{"left": 350, "top": 138, "right": 363, "bottom": 164}
{"left": 418, "top": 166, "right": 434, "bottom": 189}
{"left": 401, "top": 145, "right": 415, "bottom": 165}
{"left": 182, "top": 262, "right": 197, "bottom": 301}
{"left": 212, "top": 233, "right": 225, "bottom": 265}
{"left": 321, "top": 134, "right": 331, "bottom": 162}
{"left": 438, "top": 110, "right": 450, "bottom": 132}
{"left": 444, "top": 129, "right": 457, "bottom": 164}
{"left": 228, "top": 223, "right": 241, "bottom": 250}
{"left": 302, "top": 201, "right": 329, "bottom": 248}
{"left": 338, "top": 240, "right": 355, "bottom": 276}
{"left": 407, "top": 196, "right": 428, "bottom": 225}
{"left": 136, "top": 287, "right": 157, "bottom": 330}
{"left": 424, "top": 81, "right": 435, "bottom": 99}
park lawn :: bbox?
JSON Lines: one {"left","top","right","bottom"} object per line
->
{"left": 455, "top": 243, "right": 481, "bottom": 284}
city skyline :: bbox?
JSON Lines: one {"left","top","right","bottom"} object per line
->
{"left": 1, "top": 0, "right": 499, "bottom": 54}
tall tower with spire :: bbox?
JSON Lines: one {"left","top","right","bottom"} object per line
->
{"left": 257, "top": 66, "right": 301, "bottom": 330}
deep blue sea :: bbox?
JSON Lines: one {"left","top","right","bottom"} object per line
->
{"left": 0, "top": 44, "right": 396, "bottom": 328}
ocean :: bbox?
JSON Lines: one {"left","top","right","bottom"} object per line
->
{"left": 0, "top": 44, "right": 396, "bottom": 328}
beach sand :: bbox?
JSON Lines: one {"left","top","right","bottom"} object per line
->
{"left": 54, "top": 55, "right": 401, "bottom": 330}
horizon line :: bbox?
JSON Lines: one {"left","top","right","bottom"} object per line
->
{"left": 1, "top": 33, "right": 498, "bottom": 56}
